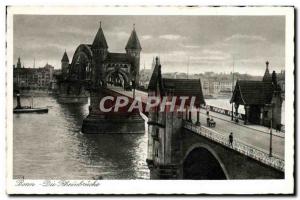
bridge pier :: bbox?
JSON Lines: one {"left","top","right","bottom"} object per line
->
{"left": 57, "top": 94, "right": 88, "bottom": 104}
{"left": 146, "top": 160, "right": 179, "bottom": 179}
{"left": 82, "top": 112, "right": 145, "bottom": 134}
{"left": 81, "top": 89, "right": 145, "bottom": 134}
{"left": 57, "top": 80, "right": 89, "bottom": 104}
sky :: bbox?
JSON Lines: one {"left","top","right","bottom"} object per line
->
{"left": 13, "top": 15, "right": 285, "bottom": 75}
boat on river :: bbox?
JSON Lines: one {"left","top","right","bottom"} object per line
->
{"left": 13, "top": 92, "right": 48, "bottom": 114}
{"left": 13, "top": 106, "right": 48, "bottom": 113}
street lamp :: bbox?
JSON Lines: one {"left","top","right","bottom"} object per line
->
{"left": 267, "top": 103, "right": 274, "bottom": 157}
{"left": 231, "top": 101, "right": 234, "bottom": 121}
{"left": 269, "top": 107, "right": 273, "bottom": 157}
{"left": 231, "top": 56, "right": 235, "bottom": 121}
{"left": 132, "top": 78, "right": 136, "bottom": 99}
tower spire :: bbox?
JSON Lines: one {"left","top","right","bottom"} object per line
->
{"left": 262, "top": 61, "right": 272, "bottom": 82}
{"left": 61, "top": 50, "right": 69, "bottom": 62}
{"left": 92, "top": 21, "right": 108, "bottom": 49}
{"left": 125, "top": 25, "right": 142, "bottom": 50}
{"left": 17, "top": 56, "right": 21, "bottom": 69}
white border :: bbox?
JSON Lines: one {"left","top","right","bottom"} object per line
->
{"left": 6, "top": 6, "right": 295, "bottom": 194}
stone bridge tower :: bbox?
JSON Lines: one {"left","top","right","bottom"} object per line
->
{"left": 61, "top": 50, "right": 69, "bottom": 79}
{"left": 125, "top": 25, "right": 142, "bottom": 87}
{"left": 146, "top": 57, "right": 206, "bottom": 179}
{"left": 80, "top": 22, "right": 144, "bottom": 134}
{"left": 91, "top": 22, "right": 108, "bottom": 86}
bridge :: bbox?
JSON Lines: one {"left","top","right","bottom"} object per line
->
{"left": 110, "top": 85, "right": 284, "bottom": 179}
{"left": 56, "top": 22, "right": 284, "bottom": 179}
{"left": 108, "top": 58, "right": 284, "bottom": 179}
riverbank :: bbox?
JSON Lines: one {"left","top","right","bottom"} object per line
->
{"left": 13, "top": 89, "right": 57, "bottom": 97}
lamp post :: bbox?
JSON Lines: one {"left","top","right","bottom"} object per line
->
{"left": 231, "top": 56, "right": 235, "bottom": 121}
{"left": 131, "top": 68, "right": 137, "bottom": 99}
{"left": 132, "top": 79, "right": 136, "bottom": 99}
{"left": 231, "top": 101, "right": 234, "bottom": 121}
{"left": 269, "top": 104, "right": 273, "bottom": 157}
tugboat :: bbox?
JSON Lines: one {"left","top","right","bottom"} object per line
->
{"left": 13, "top": 91, "right": 48, "bottom": 114}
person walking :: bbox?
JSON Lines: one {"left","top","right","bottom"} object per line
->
{"left": 206, "top": 106, "right": 210, "bottom": 116}
{"left": 229, "top": 132, "right": 233, "bottom": 147}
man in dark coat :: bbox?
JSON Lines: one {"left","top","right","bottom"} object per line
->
{"left": 229, "top": 132, "right": 233, "bottom": 147}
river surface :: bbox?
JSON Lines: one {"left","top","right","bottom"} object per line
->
{"left": 13, "top": 96, "right": 149, "bottom": 180}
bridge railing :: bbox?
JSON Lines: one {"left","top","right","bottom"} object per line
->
{"left": 183, "top": 121, "right": 285, "bottom": 172}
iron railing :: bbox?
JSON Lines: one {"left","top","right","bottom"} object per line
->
{"left": 183, "top": 121, "right": 284, "bottom": 172}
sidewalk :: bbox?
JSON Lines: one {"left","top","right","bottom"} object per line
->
{"left": 203, "top": 110, "right": 285, "bottom": 138}
{"left": 195, "top": 110, "right": 284, "bottom": 158}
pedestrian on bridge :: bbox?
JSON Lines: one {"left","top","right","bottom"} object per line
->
{"left": 229, "top": 132, "right": 233, "bottom": 147}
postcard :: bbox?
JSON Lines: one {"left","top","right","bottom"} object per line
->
{"left": 6, "top": 6, "right": 294, "bottom": 195}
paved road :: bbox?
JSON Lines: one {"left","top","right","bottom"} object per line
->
{"left": 202, "top": 108, "right": 284, "bottom": 137}
{"left": 190, "top": 111, "right": 284, "bottom": 159}
{"left": 109, "top": 86, "right": 284, "bottom": 159}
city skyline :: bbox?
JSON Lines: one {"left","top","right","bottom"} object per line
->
{"left": 14, "top": 15, "right": 285, "bottom": 76}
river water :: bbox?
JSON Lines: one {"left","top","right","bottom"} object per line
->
{"left": 13, "top": 96, "right": 149, "bottom": 180}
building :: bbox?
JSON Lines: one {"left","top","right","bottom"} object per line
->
{"left": 139, "top": 68, "right": 152, "bottom": 89}
{"left": 138, "top": 57, "right": 163, "bottom": 89}
{"left": 277, "top": 70, "right": 285, "bottom": 94}
{"left": 230, "top": 61, "right": 283, "bottom": 129}
{"left": 49, "top": 69, "right": 62, "bottom": 90}
{"left": 13, "top": 57, "right": 54, "bottom": 90}
{"left": 200, "top": 78, "right": 210, "bottom": 96}
{"left": 196, "top": 72, "right": 261, "bottom": 97}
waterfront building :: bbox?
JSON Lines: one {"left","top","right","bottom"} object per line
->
{"left": 200, "top": 79, "right": 210, "bottom": 96}
{"left": 212, "top": 80, "right": 232, "bottom": 94}
{"left": 13, "top": 57, "right": 54, "bottom": 90}
{"left": 49, "top": 69, "right": 62, "bottom": 90}
{"left": 139, "top": 68, "right": 152, "bottom": 89}
{"left": 138, "top": 57, "right": 160, "bottom": 89}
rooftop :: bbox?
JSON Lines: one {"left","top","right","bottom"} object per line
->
{"left": 162, "top": 78, "right": 206, "bottom": 106}
{"left": 148, "top": 57, "right": 205, "bottom": 106}
{"left": 125, "top": 28, "right": 142, "bottom": 50}
{"left": 104, "top": 53, "right": 130, "bottom": 64}
{"left": 230, "top": 80, "right": 274, "bottom": 105}
{"left": 92, "top": 23, "right": 108, "bottom": 49}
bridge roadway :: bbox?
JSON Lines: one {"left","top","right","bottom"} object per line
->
{"left": 108, "top": 86, "right": 284, "bottom": 160}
